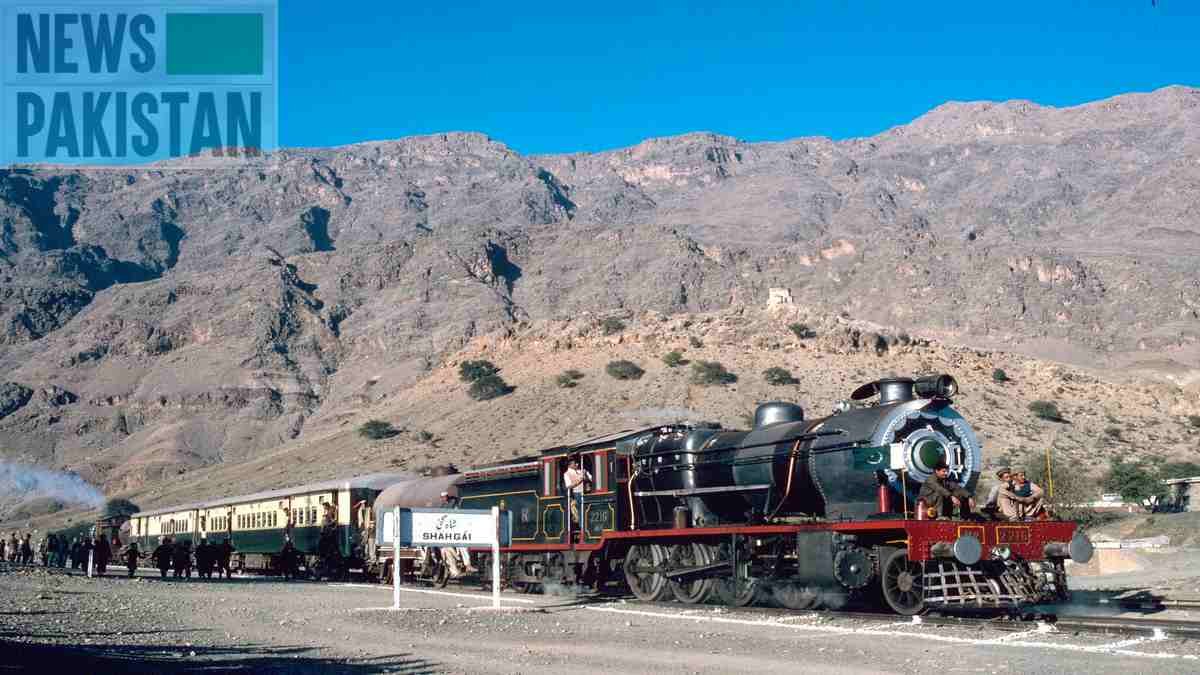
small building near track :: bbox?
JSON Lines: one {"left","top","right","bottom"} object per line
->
{"left": 1162, "top": 476, "right": 1200, "bottom": 512}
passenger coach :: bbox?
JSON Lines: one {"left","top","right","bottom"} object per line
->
{"left": 129, "top": 473, "right": 405, "bottom": 575}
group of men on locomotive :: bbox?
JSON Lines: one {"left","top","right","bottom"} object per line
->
{"left": 918, "top": 464, "right": 1046, "bottom": 521}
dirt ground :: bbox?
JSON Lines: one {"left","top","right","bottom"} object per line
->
{"left": 3, "top": 563, "right": 1200, "bottom": 674}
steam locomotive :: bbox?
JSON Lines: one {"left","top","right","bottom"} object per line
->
{"left": 373, "top": 374, "right": 1093, "bottom": 615}
{"left": 126, "top": 373, "right": 1093, "bottom": 615}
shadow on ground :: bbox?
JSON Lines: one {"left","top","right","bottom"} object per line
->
{"left": 0, "top": 639, "right": 438, "bottom": 674}
{"left": 1048, "top": 588, "right": 1171, "bottom": 616}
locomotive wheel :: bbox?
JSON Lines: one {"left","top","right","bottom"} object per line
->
{"left": 623, "top": 544, "right": 671, "bottom": 602}
{"left": 880, "top": 548, "right": 926, "bottom": 616}
{"left": 772, "top": 583, "right": 819, "bottom": 610}
{"left": 712, "top": 542, "right": 760, "bottom": 607}
{"left": 668, "top": 543, "right": 715, "bottom": 605}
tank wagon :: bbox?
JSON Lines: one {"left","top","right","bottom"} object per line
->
{"left": 375, "top": 374, "right": 1093, "bottom": 614}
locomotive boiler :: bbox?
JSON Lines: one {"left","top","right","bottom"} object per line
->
{"left": 619, "top": 374, "right": 981, "bottom": 527}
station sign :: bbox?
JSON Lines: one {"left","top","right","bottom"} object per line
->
{"left": 380, "top": 507, "right": 511, "bottom": 547}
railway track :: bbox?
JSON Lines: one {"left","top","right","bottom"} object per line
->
{"left": 583, "top": 593, "right": 1200, "bottom": 640}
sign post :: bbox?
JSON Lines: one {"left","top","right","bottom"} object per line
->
{"left": 388, "top": 507, "right": 511, "bottom": 608}
{"left": 392, "top": 506, "right": 401, "bottom": 611}
{"left": 491, "top": 506, "right": 501, "bottom": 609}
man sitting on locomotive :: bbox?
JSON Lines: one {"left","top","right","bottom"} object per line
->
{"left": 982, "top": 468, "right": 1013, "bottom": 520}
{"left": 998, "top": 470, "right": 1046, "bottom": 521}
{"left": 919, "top": 461, "right": 975, "bottom": 519}
{"left": 562, "top": 457, "right": 592, "bottom": 541}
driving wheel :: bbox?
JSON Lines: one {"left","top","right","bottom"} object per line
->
{"left": 669, "top": 543, "right": 715, "bottom": 604}
{"left": 623, "top": 544, "right": 671, "bottom": 602}
{"left": 712, "top": 541, "right": 760, "bottom": 607}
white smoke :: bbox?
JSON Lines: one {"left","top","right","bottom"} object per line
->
{"left": 0, "top": 461, "right": 105, "bottom": 509}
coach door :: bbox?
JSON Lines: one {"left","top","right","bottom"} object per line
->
{"left": 539, "top": 455, "right": 566, "bottom": 544}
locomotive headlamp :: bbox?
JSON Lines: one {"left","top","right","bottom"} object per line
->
{"left": 913, "top": 438, "right": 946, "bottom": 473}
{"left": 913, "top": 374, "right": 959, "bottom": 399}
{"left": 990, "top": 545, "right": 1012, "bottom": 561}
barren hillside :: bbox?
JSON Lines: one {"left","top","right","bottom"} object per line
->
{"left": 3, "top": 86, "right": 1200, "bottom": 528}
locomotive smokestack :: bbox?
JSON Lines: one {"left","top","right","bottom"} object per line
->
{"left": 876, "top": 378, "right": 915, "bottom": 405}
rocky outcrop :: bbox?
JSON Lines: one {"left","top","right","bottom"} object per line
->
{"left": 0, "top": 383, "right": 33, "bottom": 421}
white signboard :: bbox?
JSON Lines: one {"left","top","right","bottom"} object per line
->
{"left": 398, "top": 508, "right": 511, "bottom": 547}
{"left": 389, "top": 507, "right": 511, "bottom": 610}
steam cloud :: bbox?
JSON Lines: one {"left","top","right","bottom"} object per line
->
{"left": 0, "top": 461, "right": 105, "bottom": 509}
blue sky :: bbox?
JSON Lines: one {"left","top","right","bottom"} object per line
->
{"left": 281, "top": 1, "right": 1198, "bottom": 154}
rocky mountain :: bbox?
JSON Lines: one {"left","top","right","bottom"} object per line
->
{"left": 2, "top": 86, "right": 1199, "bottom": 524}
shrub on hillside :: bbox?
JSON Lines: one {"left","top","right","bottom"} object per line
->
{"left": 459, "top": 360, "right": 498, "bottom": 383}
{"left": 1028, "top": 400, "right": 1063, "bottom": 422}
{"left": 662, "top": 351, "right": 685, "bottom": 368}
{"left": 606, "top": 360, "right": 645, "bottom": 381}
{"left": 1188, "top": 415, "right": 1200, "bottom": 428}
{"left": 556, "top": 370, "right": 585, "bottom": 388}
{"left": 992, "top": 368, "right": 1010, "bottom": 383}
{"left": 600, "top": 317, "right": 626, "bottom": 336}
{"left": 359, "top": 419, "right": 400, "bottom": 440}
{"left": 762, "top": 367, "right": 797, "bottom": 385}
{"left": 469, "top": 374, "right": 512, "bottom": 401}
{"left": 692, "top": 361, "right": 737, "bottom": 386}
{"left": 788, "top": 323, "right": 816, "bottom": 339}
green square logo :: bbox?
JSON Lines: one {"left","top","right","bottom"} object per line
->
{"left": 166, "top": 13, "right": 264, "bottom": 76}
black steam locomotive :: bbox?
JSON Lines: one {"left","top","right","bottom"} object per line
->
{"left": 374, "top": 374, "right": 1093, "bottom": 615}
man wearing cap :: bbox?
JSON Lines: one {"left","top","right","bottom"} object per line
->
{"left": 983, "top": 468, "right": 1013, "bottom": 519}
{"left": 998, "top": 470, "right": 1046, "bottom": 521}
{"left": 919, "top": 462, "right": 975, "bottom": 519}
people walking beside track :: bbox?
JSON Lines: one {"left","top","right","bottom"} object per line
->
{"left": 172, "top": 539, "right": 192, "bottom": 578}
{"left": 93, "top": 534, "right": 112, "bottom": 575}
{"left": 219, "top": 538, "right": 235, "bottom": 579}
{"left": 153, "top": 537, "right": 173, "bottom": 579}
{"left": 124, "top": 541, "right": 140, "bottom": 578}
